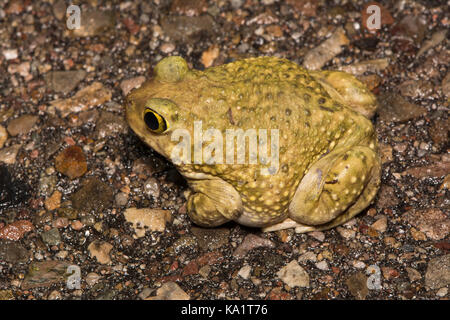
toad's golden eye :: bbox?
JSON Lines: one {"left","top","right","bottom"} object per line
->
{"left": 144, "top": 108, "right": 168, "bottom": 133}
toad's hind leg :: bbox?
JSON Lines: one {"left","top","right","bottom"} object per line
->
{"left": 288, "top": 145, "right": 381, "bottom": 230}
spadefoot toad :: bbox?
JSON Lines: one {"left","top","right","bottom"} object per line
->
{"left": 125, "top": 56, "right": 381, "bottom": 232}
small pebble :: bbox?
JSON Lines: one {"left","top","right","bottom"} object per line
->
{"left": 233, "top": 234, "right": 274, "bottom": 258}
{"left": 55, "top": 250, "right": 68, "bottom": 259}
{"left": 45, "top": 191, "right": 62, "bottom": 211}
{"left": 405, "top": 267, "right": 422, "bottom": 282}
{"left": 95, "top": 111, "right": 127, "bottom": 139}
{"left": 85, "top": 272, "right": 101, "bottom": 286}
{"left": 0, "top": 220, "right": 33, "bottom": 241}
{"left": 70, "top": 9, "right": 115, "bottom": 37}
{"left": 52, "top": 217, "right": 69, "bottom": 229}
{"left": 403, "top": 208, "right": 450, "bottom": 240}
{"left": 45, "top": 70, "right": 87, "bottom": 94}
{"left": 425, "top": 255, "right": 450, "bottom": 290}
{"left": 54, "top": 146, "right": 88, "bottom": 179}
{"left": 303, "top": 27, "right": 349, "bottom": 70}
{"left": 41, "top": 228, "right": 61, "bottom": 246}
{"left": 353, "top": 261, "right": 366, "bottom": 269}
{"left": 238, "top": 265, "right": 252, "bottom": 280}
{"left": 7, "top": 115, "right": 38, "bottom": 136}
{"left": 70, "top": 177, "right": 113, "bottom": 212}
{"left": 71, "top": 220, "right": 84, "bottom": 231}
{"left": 160, "top": 42, "right": 176, "bottom": 54}
{"left": 120, "top": 76, "right": 146, "bottom": 96}
{"left": 308, "top": 231, "right": 325, "bottom": 241}
{"left": 371, "top": 216, "right": 387, "bottom": 233}
{"left": 124, "top": 207, "right": 172, "bottom": 237}
{"left": 8, "top": 61, "right": 30, "bottom": 78}
{"left": 146, "top": 282, "right": 189, "bottom": 300}
{"left": 346, "top": 272, "right": 368, "bottom": 300}
{"left": 144, "top": 177, "right": 161, "bottom": 199}
{"left": 88, "top": 240, "right": 113, "bottom": 264}
{"left": 49, "top": 82, "right": 112, "bottom": 118}
{"left": 298, "top": 252, "right": 317, "bottom": 263}
{"left": 138, "top": 287, "right": 153, "bottom": 300}
{"left": 0, "top": 125, "right": 7, "bottom": 149}
{"left": 436, "top": 287, "right": 448, "bottom": 297}
{"left": 115, "top": 192, "right": 128, "bottom": 206}
{"left": 277, "top": 260, "right": 310, "bottom": 288}
{"left": 201, "top": 45, "right": 219, "bottom": 68}
{"left": 2, "top": 49, "right": 18, "bottom": 60}
{"left": 198, "top": 265, "right": 211, "bottom": 279}
{"left": 315, "top": 260, "right": 329, "bottom": 271}
{"left": 47, "top": 290, "right": 62, "bottom": 300}
{"left": 336, "top": 226, "right": 356, "bottom": 240}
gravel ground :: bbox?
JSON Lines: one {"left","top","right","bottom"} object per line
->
{"left": 0, "top": 0, "right": 449, "bottom": 300}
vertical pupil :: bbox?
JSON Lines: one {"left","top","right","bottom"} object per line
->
{"left": 145, "top": 112, "right": 159, "bottom": 130}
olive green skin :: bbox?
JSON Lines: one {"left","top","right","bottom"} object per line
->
{"left": 125, "top": 56, "right": 381, "bottom": 232}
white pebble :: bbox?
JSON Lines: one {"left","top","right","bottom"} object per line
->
{"left": 436, "top": 287, "right": 448, "bottom": 297}
{"left": 353, "top": 260, "right": 366, "bottom": 269}
{"left": 3, "top": 49, "right": 18, "bottom": 60}
{"left": 238, "top": 265, "right": 252, "bottom": 280}
{"left": 315, "top": 260, "right": 329, "bottom": 270}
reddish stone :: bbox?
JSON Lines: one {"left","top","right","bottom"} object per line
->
{"left": 182, "top": 261, "right": 199, "bottom": 276}
{"left": 122, "top": 18, "right": 140, "bottom": 35}
{"left": 5, "top": 0, "right": 25, "bottom": 15}
{"left": 367, "top": 227, "right": 379, "bottom": 238}
{"left": 16, "top": 209, "right": 30, "bottom": 219}
{"left": 54, "top": 145, "right": 88, "bottom": 179}
{"left": 403, "top": 208, "right": 449, "bottom": 240}
{"left": 52, "top": 217, "right": 69, "bottom": 229}
{"left": 197, "top": 251, "right": 223, "bottom": 266}
{"left": 0, "top": 220, "right": 34, "bottom": 241}
{"left": 170, "top": 260, "right": 179, "bottom": 271}
{"left": 63, "top": 59, "right": 74, "bottom": 69}
{"left": 29, "top": 198, "right": 42, "bottom": 209}
{"left": 286, "top": 0, "right": 317, "bottom": 17}
{"left": 160, "top": 274, "right": 183, "bottom": 283}
{"left": 30, "top": 149, "right": 39, "bottom": 159}
{"left": 312, "top": 288, "right": 331, "bottom": 300}
{"left": 266, "top": 25, "right": 283, "bottom": 38}
{"left": 403, "top": 159, "right": 450, "bottom": 179}
{"left": 331, "top": 243, "right": 350, "bottom": 256}
{"left": 88, "top": 44, "right": 105, "bottom": 53}
{"left": 358, "top": 223, "right": 369, "bottom": 234}
{"left": 45, "top": 191, "right": 62, "bottom": 211}
{"left": 70, "top": 220, "right": 84, "bottom": 231}
{"left": 233, "top": 234, "right": 274, "bottom": 258}
{"left": 64, "top": 137, "right": 76, "bottom": 146}
{"left": 266, "top": 287, "right": 292, "bottom": 300}
{"left": 433, "top": 241, "right": 450, "bottom": 252}
{"left": 382, "top": 267, "right": 400, "bottom": 280}
{"left": 170, "top": 0, "right": 207, "bottom": 16}
{"left": 331, "top": 267, "right": 341, "bottom": 274}
{"left": 178, "top": 203, "right": 187, "bottom": 214}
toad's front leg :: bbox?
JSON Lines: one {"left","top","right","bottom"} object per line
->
{"left": 186, "top": 177, "right": 243, "bottom": 227}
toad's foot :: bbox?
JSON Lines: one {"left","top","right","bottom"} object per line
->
{"left": 310, "top": 70, "right": 378, "bottom": 118}
{"left": 186, "top": 177, "right": 243, "bottom": 227}
{"left": 262, "top": 218, "right": 318, "bottom": 233}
